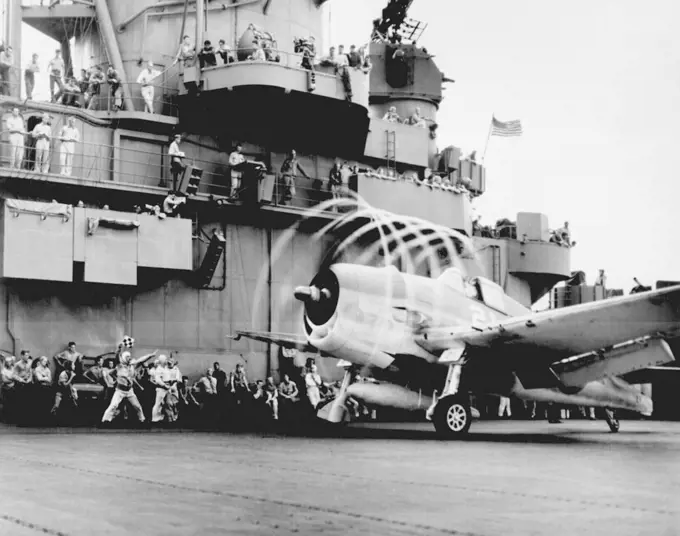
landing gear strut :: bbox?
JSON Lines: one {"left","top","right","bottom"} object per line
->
{"left": 604, "top": 408, "right": 619, "bottom": 433}
{"left": 427, "top": 355, "right": 472, "bottom": 438}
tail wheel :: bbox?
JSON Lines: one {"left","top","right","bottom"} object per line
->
{"left": 605, "top": 409, "right": 620, "bottom": 433}
{"left": 433, "top": 395, "right": 472, "bottom": 438}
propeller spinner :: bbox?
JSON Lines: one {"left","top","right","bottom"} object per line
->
{"left": 294, "top": 285, "right": 332, "bottom": 302}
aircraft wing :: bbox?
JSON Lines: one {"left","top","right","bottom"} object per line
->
{"left": 229, "top": 330, "right": 320, "bottom": 354}
{"left": 419, "top": 284, "right": 680, "bottom": 364}
{"left": 622, "top": 366, "right": 680, "bottom": 384}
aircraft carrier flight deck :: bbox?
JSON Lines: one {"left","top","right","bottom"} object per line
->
{"left": 1, "top": 420, "right": 678, "bottom": 536}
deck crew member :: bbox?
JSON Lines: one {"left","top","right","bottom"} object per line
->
{"left": 151, "top": 354, "right": 170, "bottom": 423}
{"left": 304, "top": 364, "right": 323, "bottom": 409}
{"left": 137, "top": 61, "right": 161, "bottom": 114}
{"left": 31, "top": 114, "right": 52, "bottom": 173}
{"left": 33, "top": 356, "right": 52, "bottom": 387}
{"left": 51, "top": 361, "right": 78, "bottom": 417}
{"left": 58, "top": 116, "right": 80, "bottom": 176}
{"left": 6, "top": 108, "right": 26, "bottom": 169}
{"left": 165, "top": 357, "right": 181, "bottom": 422}
{"left": 0, "top": 356, "right": 16, "bottom": 418}
{"left": 280, "top": 149, "right": 310, "bottom": 205}
{"left": 106, "top": 66, "right": 122, "bottom": 111}
{"left": 47, "top": 49, "right": 64, "bottom": 102}
{"left": 13, "top": 351, "right": 33, "bottom": 390}
{"left": 83, "top": 356, "right": 110, "bottom": 404}
{"left": 168, "top": 134, "right": 186, "bottom": 189}
{"left": 102, "top": 349, "right": 157, "bottom": 424}
{"left": 228, "top": 144, "right": 246, "bottom": 199}
{"left": 279, "top": 374, "right": 300, "bottom": 404}
{"left": 195, "top": 368, "right": 217, "bottom": 420}
{"left": 230, "top": 363, "right": 250, "bottom": 406}
{"left": 595, "top": 269, "right": 606, "bottom": 288}
{"left": 54, "top": 341, "right": 83, "bottom": 380}
{"left": 24, "top": 53, "right": 39, "bottom": 100}
{"left": 51, "top": 361, "right": 76, "bottom": 416}
{"left": 264, "top": 377, "right": 279, "bottom": 420}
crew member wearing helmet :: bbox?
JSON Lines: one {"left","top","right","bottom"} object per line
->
{"left": 101, "top": 343, "right": 157, "bottom": 424}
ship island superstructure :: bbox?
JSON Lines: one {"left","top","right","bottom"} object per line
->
{"left": 0, "top": 0, "right": 572, "bottom": 380}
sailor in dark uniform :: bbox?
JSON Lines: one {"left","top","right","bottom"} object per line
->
{"left": 280, "top": 150, "right": 310, "bottom": 205}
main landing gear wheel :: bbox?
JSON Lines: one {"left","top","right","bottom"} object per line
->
{"left": 605, "top": 409, "right": 620, "bottom": 433}
{"left": 433, "top": 395, "right": 472, "bottom": 438}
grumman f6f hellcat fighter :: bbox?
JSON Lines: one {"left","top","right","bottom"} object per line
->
{"left": 235, "top": 263, "right": 680, "bottom": 437}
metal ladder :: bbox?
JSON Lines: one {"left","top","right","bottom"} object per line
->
{"left": 385, "top": 130, "right": 397, "bottom": 174}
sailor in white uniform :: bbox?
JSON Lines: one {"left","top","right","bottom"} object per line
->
{"left": 6, "top": 108, "right": 26, "bottom": 169}
{"left": 31, "top": 113, "right": 52, "bottom": 173}
{"left": 151, "top": 354, "right": 171, "bottom": 423}
{"left": 136, "top": 61, "right": 161, "bottom": 114}
{"left": 58, "top": 116, "right": 80, "bottom": 176}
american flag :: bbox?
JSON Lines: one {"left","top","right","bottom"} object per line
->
{"left": 491, "top": 116, "right": 523, "bottom": 137}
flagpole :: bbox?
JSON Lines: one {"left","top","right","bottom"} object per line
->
{"left": 482, "top": 114, "right": 494, "bottom": 164}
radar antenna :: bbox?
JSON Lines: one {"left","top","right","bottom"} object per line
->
{"left": 371, "top": 0, "right": 427, "bottom": 45}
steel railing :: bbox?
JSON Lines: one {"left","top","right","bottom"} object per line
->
{"left": 197, "top": 47, "right": 365, "bottom": 79}
{"left": 0, "top": 130, "right": 353, "bottom": 211}
{"left": 21, "top": 0, "right": 93, "bottom": 6}
{"left": 1, "top": 64, "right": 182, "bottom": 116}
{"left": 80, "top": 80, "right": 180, "bottom": 116}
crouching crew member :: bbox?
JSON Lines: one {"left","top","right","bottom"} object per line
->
{"left": 51, "top": 361, "right": 77, "bottom": 417}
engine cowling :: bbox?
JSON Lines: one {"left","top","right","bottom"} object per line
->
{"left": 297, "top": 264, "right": 435, "bottom": 368}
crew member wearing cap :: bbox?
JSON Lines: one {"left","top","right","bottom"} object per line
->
{"left": 228, "top": 144, "right": 246, "bottom": 200}
{"left": 101, "top": 347, "right": 157, "bottom": 424}
{"left": 168, "top": 134, "right": 186, "bottom": 189}
{"left": 31, "top": 114, "right": 52, "bottom": 173}
{"left": 136, "top": 60, "right": 161, "bottom": 113}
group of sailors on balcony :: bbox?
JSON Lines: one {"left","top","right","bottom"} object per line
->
{"left": 6, "top": 108, "right": 80, "bottom": 176}
{"left": 2, "top": 44, "right": 165, "bottom": 113}
{"left": 473, "top": 217, "right": 576, "bottom": 248}
{"left": 550, "top": 221, "right": 575, "bottom": 248}
{"left": 383, "top": 106, "right": 428, "bottom": 129}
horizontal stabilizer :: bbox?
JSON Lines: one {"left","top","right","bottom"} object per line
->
{"left": 550, "top": 337, "right": 675, "bottom": 388}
